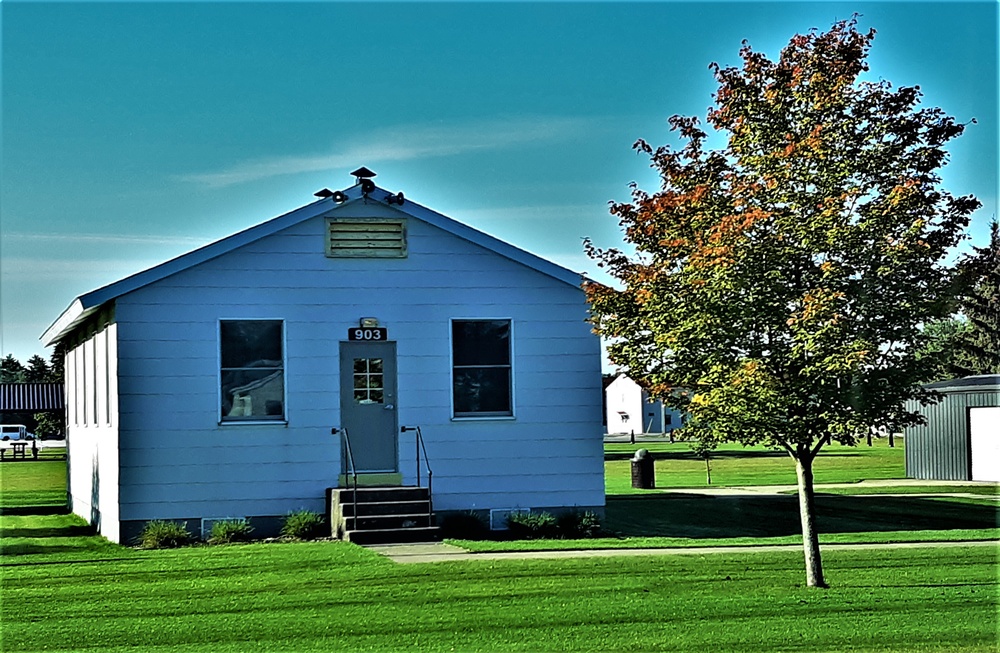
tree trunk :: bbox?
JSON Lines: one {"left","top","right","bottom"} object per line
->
{"left": 795, "top": 455, "right": 828, "bottom": 588}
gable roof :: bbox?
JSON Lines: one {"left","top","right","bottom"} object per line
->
{"left": 923, "top": 374, "right": 1000, "bottom": 394}
{"left": 41, "top": 181, "right": 585, "bottom": 346}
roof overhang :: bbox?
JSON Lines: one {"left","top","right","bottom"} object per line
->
{"left": 40, "top": 180, "right": 587, "bottom": 346}
{"left": 41, "top": 299, "right": 91, "bottom": 347}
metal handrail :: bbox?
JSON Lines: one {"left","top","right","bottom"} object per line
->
{"left": 401, "top": 426, "right": 433, "bottom": 519}
{"left": 331, "top": 427, "right": 358, "bottom": 498}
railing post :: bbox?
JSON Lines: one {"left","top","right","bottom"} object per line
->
{"left": 402, "top": 426, "right": 433, "bottom": 521}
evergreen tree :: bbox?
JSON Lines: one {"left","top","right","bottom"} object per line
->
{"left": 951, "top": 220, "right": 1000, "bottom": 376}
{"left": 25, "top": 355, "right": 51, "bottom": 383}
{"left": 1, "top": 354, "right": 26, "bottom": 383}
{"left": 48, "top": 346, "right": 65, "bottom": 383}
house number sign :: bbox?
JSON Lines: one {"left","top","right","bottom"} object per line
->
{"left": 348, "top": 327, "right": 388, "bottom": 341}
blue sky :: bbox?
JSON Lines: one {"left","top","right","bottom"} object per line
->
{"left": 2, "top": 1, "right": 997, "bottom": 364}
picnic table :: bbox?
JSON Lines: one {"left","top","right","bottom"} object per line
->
{"left": 1, "top": 440, "right": 38, "bottom": 461}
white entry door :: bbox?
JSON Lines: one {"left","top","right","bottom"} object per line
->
{"left": 969, "top": 406, "right": 1000, "bottom": 482}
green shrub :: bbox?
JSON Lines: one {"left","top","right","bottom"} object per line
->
{"left": 281, "top": 510, "right": 326, "bottom": 540}
{"left": 440, "top": 511, "right": 490, "bottom": 540}
{"left": 506, "top": 511, "right": 559, "bottom": 539}
{"left": 208, "top": 518, "right": 254, "bottom": 544}
{"left": 556, "top": 510, "right": 603, "bottom": 539}
{"left": 138, "top": 520, "right": 191, "bottom": 549}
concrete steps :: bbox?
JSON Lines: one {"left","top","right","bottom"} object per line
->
{"left": 327, "top": 486, "right": 440, "bottom": 544}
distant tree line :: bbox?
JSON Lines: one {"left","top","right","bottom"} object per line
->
{"left": 1, "top": 349, "right": 65, "bottom": 438}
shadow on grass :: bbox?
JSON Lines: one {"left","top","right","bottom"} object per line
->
{"left": 0, "top": 524, "right": 95, "bottom": 538}
{"left": 606, "top": 493, "right": 1000, "bottom": 538}
{"left": 0, "top": 506, "right": 69, "bottom": 516}
{"left": 605, "top": 449, "right": 792, "bottom": 462}
{"left": 0, "top": 543, "right": 102, "bottom": 556}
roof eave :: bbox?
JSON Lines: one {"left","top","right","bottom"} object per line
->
{"left": 39, "top": 193, "right": 358, "bottom": 346}
{"left": 395, "top": 194, "right": 586, "bottom": 289}
{"left": 40, "top": 181, "right": 587, "bottom": 345}
{"left": 40, "top": 298, "right": 88, "bottom": 347}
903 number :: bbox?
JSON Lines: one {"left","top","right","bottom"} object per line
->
{"left": 349, "top": 327, "right": 386, "bottom": 341}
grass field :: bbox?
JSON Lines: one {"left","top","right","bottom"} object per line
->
{"left": 2, "top": 446, "right": 998, "bottom": 652}
{"left": 2, "top": 514, "right": 998, "bottom": 652}
{"left": 605, "top": 438, "right": 904, "bottom": 494}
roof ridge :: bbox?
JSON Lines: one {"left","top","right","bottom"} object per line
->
{"left": 41, "top": 183, "right": 584, "bottom": 346}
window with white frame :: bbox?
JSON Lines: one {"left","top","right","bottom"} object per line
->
{"left": 452, "top": 319, "right": 512, "bottom": 418}
{"left": 220, "top": 320, "right": 285, "bottom": 421}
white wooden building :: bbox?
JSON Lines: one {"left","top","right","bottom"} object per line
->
{"left": 42, "top": 173, "right": 604, "bottom": 543}
{"left": 605, "top": 374, "right": 682, "bottom": 435}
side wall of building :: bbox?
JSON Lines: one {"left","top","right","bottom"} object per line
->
{"left": 905, "top": 390, "right": 999, "bottom": 481}
{"left": 605, "top": 376, "right": 643, "bottom": 435}
{"left": 111, "top": 205, "right": 603, "bottom": 540}
{"left": 65, "top": 312, "right": 120, "bottom": 542}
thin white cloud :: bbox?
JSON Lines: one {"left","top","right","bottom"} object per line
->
{"left": 453, "top": 204, "right": 608, "bottom": 222}
{"left": 178, "top": 116, "right": 593, "bottom": 188}
{"left": 0, "top": 256, "right": 164, "bottom": 283}
{"left": 4, "top": 232, "right": 209, "bottom": 247}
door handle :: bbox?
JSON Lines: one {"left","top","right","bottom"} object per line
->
{"left": 384, "top": 404, "right": 395, "bottom": 410}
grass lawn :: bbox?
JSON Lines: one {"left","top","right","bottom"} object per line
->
{"left": 605, "top": 438, "right": 904, "bottom": 494}
{"left": 2, "top": 513, "right": 998, "bottom": 652}
{"left": 2, "top": 449, "right": 998, "bottom": 652}
{"left": 455, "top": 492, "right": 999, "bottom": 552}
{"left": 0, "top": 455, "right": 67, "bottom": 510}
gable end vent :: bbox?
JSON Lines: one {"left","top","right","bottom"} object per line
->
{"left": 326, "top": 219, "right": 407, "bottom": 258}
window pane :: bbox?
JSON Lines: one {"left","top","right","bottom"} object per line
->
{"left": 452, "top": 320, "right": 510, "bottom": 366}
{"left": 222, "top": 369, "right": 284, "bottom": 419}
{"left": 221, "top": 321, "right": 282, "bottom": 368}
{"left": 221, "top": 320, "right": 284, "bottom": 421}
{"left": 453, "top": 368, "right": 511, "bottom": 415}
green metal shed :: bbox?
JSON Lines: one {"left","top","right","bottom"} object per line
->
{"left": 904, "top": 375, "right": 1000, "bottom": 481}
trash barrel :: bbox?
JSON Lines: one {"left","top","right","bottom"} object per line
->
{"left": 630, "top": 448, "right": 655, "bottom": 489}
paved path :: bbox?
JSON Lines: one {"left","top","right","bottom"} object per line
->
{"left": 655, "top": 478, "right": 1000, "bottom": 497}
{"left": 368, "top": 539, "right": 1000, "bottom": 564}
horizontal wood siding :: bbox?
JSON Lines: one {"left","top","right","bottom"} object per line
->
{"left": 114, "top": 211, "right": 602, "bottom": 522}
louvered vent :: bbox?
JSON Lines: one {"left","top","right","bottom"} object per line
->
{"left": 326, "top": 219, "right": 407, "bottom": 258}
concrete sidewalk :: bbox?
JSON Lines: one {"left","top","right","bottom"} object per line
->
{"left": 657, "top": 478, "right": 1000, "bottom": 497}
{"left": 367, "top": 539, "right": 1000, "bottom": 564}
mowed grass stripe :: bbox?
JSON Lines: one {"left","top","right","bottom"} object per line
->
{"left": 2, "top": 544, "right": 996, "bottom": 652}
{"left": 3, "top": 443, "right": 998, "bottom": 652}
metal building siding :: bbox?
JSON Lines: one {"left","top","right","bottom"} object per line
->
{"left": 906, "top": 387, "right": 1000, "bottom": 480}
{"left": 0, "top": 383, "right": 65, "bottom": 411}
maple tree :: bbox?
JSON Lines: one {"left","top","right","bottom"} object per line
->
{"left": 585, "top": 18, "right": 980, "bottom": 587}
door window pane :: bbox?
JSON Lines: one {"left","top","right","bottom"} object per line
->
{"left": 353, "top": 358, "right": 384, "bottom": 404}
{"left": 452, "top": 320, "right": 512, "bottom": 417}
{"left": 221, "top": 320, "right": 284, "bottom": 420}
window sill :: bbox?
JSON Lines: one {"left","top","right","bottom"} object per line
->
{"left": 218, "top": 420, "right": 289, "bottom": 427}
{"left": 450, "top": 416, "right": 516, "bottom": 422}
